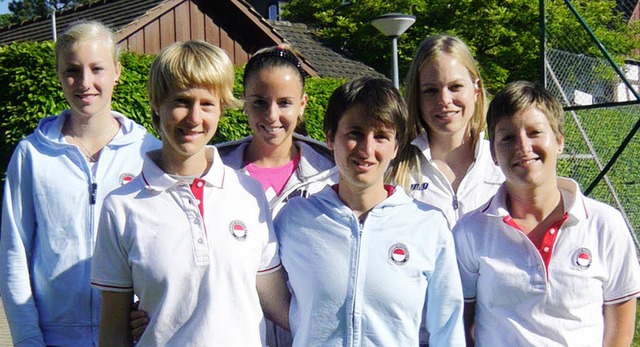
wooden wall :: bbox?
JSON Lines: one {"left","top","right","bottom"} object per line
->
{"left": 117, "top": 0, "right": 250, "bottom": 66}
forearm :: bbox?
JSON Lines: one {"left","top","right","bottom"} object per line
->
{"left": 463, "top": 302, "right": 476, "bottom": 347}
{"left": 257, "top": 268, "right": 291, "bottom": 331}
{"left": 99, "top": 291, "right": 134, "bottom": 347}
{"left": 603, "top": 299, "right": 636, "bottom": 347}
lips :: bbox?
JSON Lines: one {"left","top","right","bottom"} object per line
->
{"left": 260, "top": 124, "right": 284, "bottom": 134}
{"left": 513, "top": 157, "right": 539, "bottom": 168}
{"left": 76, "top": 93, "right": 98, "bottom": 103}
{"left": 352, "top": 158, "right": 375, "bottom": 172}
{"left": 179, "top": 128, "right": 203, "bottom": 141}
{"left": 435, "top": 110, "right": 460, "bottom": 119}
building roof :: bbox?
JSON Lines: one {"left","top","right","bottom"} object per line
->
{"left": 269, "top": 20, "right": 382, "bottom": 80}
{"left": 0, "top": 0, "right": 166, "bottom": 44}
{"left": 0, "top": 0, "right": 381, "bottom": 80}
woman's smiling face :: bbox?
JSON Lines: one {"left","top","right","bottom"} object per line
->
{"left": 244, "top": 66, "right": 307, "bottom": 150}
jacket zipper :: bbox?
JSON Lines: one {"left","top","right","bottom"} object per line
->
{"left": 350, "top": 221, "right": 364, "bottom": 346}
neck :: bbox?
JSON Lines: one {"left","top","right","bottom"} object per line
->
{"left": 338, "top": 181, "right": 388, "bottom": 221}
{"left": 245, "top": 139, "right": 297, "bottom": 168}
{"left": 427, "top": 129, "right": 473, "bottom": 160}
{"left": 159, "top": 149, "right": 210, "bottom": 177}
{"left": 506, "top": 180, "right": 562, "bottom": 222}
{"left": 66, "top": 112, "right": 118, "bottom": 140}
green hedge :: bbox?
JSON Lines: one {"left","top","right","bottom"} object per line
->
{"left": 0, "top": 41, "right": 345, "bottom": 174}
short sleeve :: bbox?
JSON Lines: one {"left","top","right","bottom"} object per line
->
{"left": 91, "top": 198, "right": 133, "bottom": 292}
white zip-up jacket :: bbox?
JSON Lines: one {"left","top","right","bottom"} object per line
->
{"left": 216, "top": 133, "right": 338, "bottom": 217}
{"left": 409, "top": 131, "right": 504, "bottom": 227}
{"left": 0, "top": 110, "right": 160, "bottom": 346}
{"left": 275, "top": 185, "right": 465, "bottom": 347}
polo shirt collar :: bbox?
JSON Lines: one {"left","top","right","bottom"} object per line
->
{"left": 142, "top": 146, "right": 225, "bottom": 192}
{"left": 482, "top": 177, "right": 588, "bottom": 223}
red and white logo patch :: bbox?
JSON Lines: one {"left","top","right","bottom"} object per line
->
{"left": 119, "top": 173, "right": 135, "bottom": 186}
{"left": 573, "top": 248, "right": 592, "bottom": 270}
{"left": 388, "top": 243, "right": 409, "bottom": 265}
{"left": 229, "top": 220, "right": 247, "bottom": 241}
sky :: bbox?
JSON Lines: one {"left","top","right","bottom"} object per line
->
{"left": 0, "top": 2, "right": 9, "bottom": 15}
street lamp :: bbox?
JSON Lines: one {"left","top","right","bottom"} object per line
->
{"left": 371, "top": 13, "right": 416, "bottom": 88}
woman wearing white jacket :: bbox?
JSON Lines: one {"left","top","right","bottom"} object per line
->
{"left": 0, "top": 21, "right": 159, "bottom": 346}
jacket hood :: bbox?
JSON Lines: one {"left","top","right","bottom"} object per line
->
{"left": 34, "top": 110, "right": 152, "bottom": 151}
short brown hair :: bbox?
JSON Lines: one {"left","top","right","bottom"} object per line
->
{"left": 487, "top": 81, "right": 565, "bottom": 143}
{"left": 323, "top": 76, "right": 407, "bottom": 147}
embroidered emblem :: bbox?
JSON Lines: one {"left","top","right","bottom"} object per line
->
{"left": 229, "top": 220, "right": 248, "bottom": 241}
{"left": 573, "top": 248, "right": 592, "bottom": 270}
{"left": 388, "top": 243, "right": 409, "bottom": 265}
{"left": 119, "top": 173, "right": 135, "bottom": 185}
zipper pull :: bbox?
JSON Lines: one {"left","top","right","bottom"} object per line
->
{"left": 90, "top": 183, "right": 98, "bottom": 205}
{"left": 452, "top": 195, "right": 459, "bottom": 210}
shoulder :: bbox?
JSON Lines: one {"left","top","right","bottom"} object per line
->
{"left": 102, "top": 176, "right": 147, "bottom": 210}
{"left": 223, "top": 164, "right": 266, "bottom": 198}
{"left": 277, "top": 189, "right": 327, "bottom": 218}
{"left": 294, "top": 134, "right": 334, "bottom": 163}
{"left": 216, "top": 136, "right": 251, "bottom": 169}
{"left": 475, "top": 139, "right": 505, "bottom": 181}
{"left": 579, "top": 194, "right": 628, "bottom": 230}
{"left": 453, "top": 205, "right": 491, "bottom": 235}
{"left": 216, "top": 136, "right": 251, "bottom": 153}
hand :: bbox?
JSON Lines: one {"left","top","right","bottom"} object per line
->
{"left": 130, "top": 304, "right": 149, "bottom": 342}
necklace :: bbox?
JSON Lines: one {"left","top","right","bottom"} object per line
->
{"left": 68, "top": 121, "right": 118, "bottom": 162}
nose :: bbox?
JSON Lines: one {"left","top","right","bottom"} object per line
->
{"left": 357, "top": 132, "right": 375, "bottom": 157}
{"left": 265, "top": 102, "right": 279, "bottom": 122}
{"left": 514, "top": 132, "right": 532, "bottom": 154}
{"left": 78, "top": 68, "right": 93, "bottom": 90}
{"left": 186, "top": 105, "right": 203, "bottom": 124}
{"left": 437, "top": 88, "right": 452, "bottom": 106}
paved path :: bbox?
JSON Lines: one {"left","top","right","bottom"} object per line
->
{"left": 0, "top": 299, "right": 12, "bottom": 346}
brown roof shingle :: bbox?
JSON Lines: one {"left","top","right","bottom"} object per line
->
{"left": 269, "top": 20, "right": 383, "bottom": 80}
{"left": 0, "top": 0, "right": 167, "bottom": 45}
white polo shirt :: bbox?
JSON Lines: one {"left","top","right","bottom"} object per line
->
{"left": 453, "top": 177, "right": 640, "bottom": 346}
{"left": 409, "top": 132, "right": 504, "bottom": 227}
{"left": 92, "top": 147, "right": 280, "bottom": 346}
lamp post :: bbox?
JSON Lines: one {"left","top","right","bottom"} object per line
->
{"left": 371, "top": 13, "right": 416, "bottom": 89}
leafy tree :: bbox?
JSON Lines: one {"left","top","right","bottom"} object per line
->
{"left": 282, "top": 0, "right": 640, "bottom": 94}
{"left": 3, "top": 0, "right": 97, "bottom": 24}
{"left": 0, "top": 13, "right": 11, "bottom": 27}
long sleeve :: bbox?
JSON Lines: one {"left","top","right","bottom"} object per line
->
{"left": 0, "top": 144, "right": 46, "bottom": 346}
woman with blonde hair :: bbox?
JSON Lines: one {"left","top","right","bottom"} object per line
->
{"left": 92, "top": 40, "right": 289, "bottom": 346}
{"left": 0, "top": 20, "right": 160, "bottom": 346}
{"left": 388, "top": 34, "right": 504, "bottom": 227}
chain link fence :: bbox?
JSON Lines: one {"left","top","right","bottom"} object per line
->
{"left": 543, "top": 0, "right": 640, "bottom": 247}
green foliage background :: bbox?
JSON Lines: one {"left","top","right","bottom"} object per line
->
{"left": 283, "top": 0, "right": 640, "bottom": 95}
